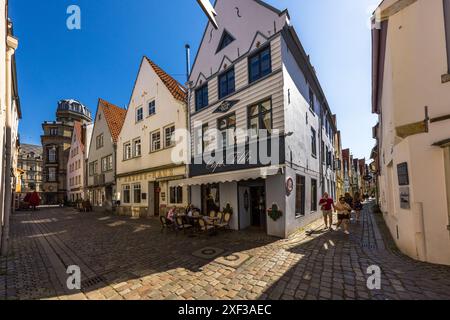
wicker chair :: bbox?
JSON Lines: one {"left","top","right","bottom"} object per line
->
{"left": 216, "top": 212, "right": 232, "bottom": 230}
{"left": 160, "top": 216, "right": 174, "bottom": 233}
{"left": 198, "top": 218, "right": 215, "bottom": 235}
{"left": 175, "top": 217, "right": 193, "bottom": 235}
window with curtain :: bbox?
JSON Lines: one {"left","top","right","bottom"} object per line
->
{"left": 296, "top": 175, "right": 306, "bottom": 217}
{"left": 170, "top": 186, "right": 183, "bottom": 204}
{"left": 444, "top": 0, "right": 450, "bottom": 73}
{"left": 218, "top": 113, "right": 236, "bottom": 148}
{"left": 133, "top": 184, "right": 141, "bottom": 204}
{"left": 248, "top": 99, "right": 272, "bottom": 138}
{"left": 123, "top": 185, "right": 131, "bottom": 204}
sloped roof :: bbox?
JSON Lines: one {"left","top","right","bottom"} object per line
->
{"left": 20, "top": 144, "right": 42, "bottom": 156}
{"left": 145, "top": 57, "right": 187, "bottom": 103}
{"left": 98, "top": 98, "right": 127, "bottom": 143}
{"left": 73, "top": 121, "right": 85, "bottom": 153}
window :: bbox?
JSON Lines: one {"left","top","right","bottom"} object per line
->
{"left": 148, "top": 100, "right": 156, "bottom": 116}
{"left": 295, "top": 175, "right": 306, "bottom": 217}
{"left": 136, "top": 107, "right": 144, "bottom": 122}
{"left": 311, "top": 128, "right": 317, "bottom": 157}
{"left": 216, "top": 30, "right": 235, "bottom": 53}
{"left": 133, "top": 139, "right": 142, "bottom": 157}
{"left": 124, "top": 143, "right": 132, "bottom": 160}
{"left": 444, "top": 0, "right": 450, "bottom": 73}
{"left": 309, "top": 88, "right": 315, "bottom": 112}
{"left": 123, "top": 185, "right": 131, "bottom": 204}
{"left": 96, "top": 134, "right": 103, "bottom": 149}
{"left": 218, "top": 68, "right": 235, "bottom": 99}
{"left": 101, "top": 155, "right": 113, "bottom": 172}
{"left": 165, "top": 126, "right": 176, "bottom": 148}
{"left": 202, "top": 123, "right": 210, "bottom": 152}
{"left": 88, "top": 161, "right": 98, "bottom": 176}
{"left": 195, "top": 84, "right": 209, "bottom": 111}
{"left": 49, "top": 128, "right": 58, "bottom": 136}
{"left": 248, "top": 99, "right": 272, "bottom": 138}
{"left": 218, "top": 113, "right": 236, "bottom": 148}
{"left": 170, "top": 186, "right": 183, "bottom": 204}
{"left": 133, "top": 184, "right": 141, "bottom": 204}
{"left": 321, "top": 141, "right": 325, "bottom": 164}
{"left": 48, "top": 147, "right": 57, "bottom": 163}
{"left": 311, "top": 179, "right": 318, "bottom": 212}
{"left": 151, "top": 131, "right": 161, "bottom": 152}
{"left": 48, "top": 168, "right": 56, "bottom": 182}
{"left": 326, "top": 147, "right": 330, "bottom": 166}
{"left": 249, "top": 46, "right": 272, "bottom": 83}
{"left": 96, "top": 134, "right": 104, "bottom": 149}
{"left": 397, "top": 162, "right": 410, "bottom": 186}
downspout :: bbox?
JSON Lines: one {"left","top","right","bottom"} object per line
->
{"left": 185, "top": 44, "right": 192, "bottom": 204}
{"left": 1, "top": 34, "right": 18, "bottom": 256}
{"left": 444, "top": 146, "right": 450, "bottom": 231}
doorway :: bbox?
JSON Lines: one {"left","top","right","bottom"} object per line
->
{"left": 148, "top": 182, "right": 160, "bottom": 217}
{"left": 250, "top": 186, "right": 266, "bottom": 229}
{"left": 238, "top": 179, "right": 267, "bottom": 232}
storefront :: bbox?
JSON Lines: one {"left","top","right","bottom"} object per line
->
{"left": 117, "top": 165, "right": 187, "bottom": 218}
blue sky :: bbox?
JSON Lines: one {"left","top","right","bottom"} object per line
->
{"left": 10, "top": 0, "right": 380, "bottom": 159}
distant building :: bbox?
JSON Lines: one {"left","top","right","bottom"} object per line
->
{"left": 334, "top": 130, "right": 345, "bottom": 199}
{"left": 41, "top": 100, "right": 92, "bottom": 205}
{"left": 17, "top": 144, "right": 43, "bottom": 196}
{"left": 372, "top": 0, "right": 450, "bottom": 265}
{"left": 67, "top": 122, "right": 93, "bottom": 202}
{"left": 87, "top": 99, "right": 126, "bottom": 211}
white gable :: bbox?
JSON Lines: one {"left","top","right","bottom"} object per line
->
{"left": 190, "top": 0, "right": 289, "bottom": 83}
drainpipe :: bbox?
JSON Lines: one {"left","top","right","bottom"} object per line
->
{"left": 1, "top": 34, "right": 18, "bottom": 256}
{"left": 185, "top": 44, "right": 192, "bottom": 204}
{"left": 444, "top": 146, "right": 450, "bottom": 231}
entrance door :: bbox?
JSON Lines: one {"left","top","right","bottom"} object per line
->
{"left": 238, "top": 186, "right": 251, "bottom": 230}
{"left": 250, "top": 186, "right": 266, "bottom": 230}
{"left": 148, "top": 182, "right": 160, "bottom": 217}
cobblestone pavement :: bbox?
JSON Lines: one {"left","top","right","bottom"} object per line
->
{"left": 1, "top": 203, "right": 450, "bottom": 300}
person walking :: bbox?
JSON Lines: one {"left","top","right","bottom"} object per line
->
{"left": 319, "top": 192, "right": 335, "bottom": 231}
{"left": 353, "top": 193, "right": 364, "bottom": 223}
{"left": 335, "top": 197, "right": 352, "bottom": 235}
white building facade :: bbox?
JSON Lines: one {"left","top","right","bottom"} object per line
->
{"left": 67, "top": 122, "right": 93, "bottom": 202}
{"left": 372, "top": 0, "right": 450, "bottom": 265}
{"left": 87, "top": 99, "right": 126, "bottom": 211}
{"left": 175, "top": 0, "right": 336, "bottom": 238}
{"left": 116, "top": 57, "right": 188, "bottom": 218}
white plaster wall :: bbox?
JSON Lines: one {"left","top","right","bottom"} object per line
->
{"left": 266, "top": 174, "right": 285, "bottom": 238}
{"left": 378, "top": 0, "right": 450, "bottom": 265}
{"left": 219, "top": 182, "right": 239, "bottom": 231}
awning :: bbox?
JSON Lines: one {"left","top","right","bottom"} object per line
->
{"left": 169, "top": 165, "right": 284, "bottom": 187}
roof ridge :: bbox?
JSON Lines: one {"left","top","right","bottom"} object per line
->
{"left": 144, "top": 56, "right": 187, "bottom": 103}
{"left": 98, "top": 98, "right": 127, "bottom": 144}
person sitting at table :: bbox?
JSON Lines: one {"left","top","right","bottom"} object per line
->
{"left": 167, "top": 207, "right": 176, "bottom": 223}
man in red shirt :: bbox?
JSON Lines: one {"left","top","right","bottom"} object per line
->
{"left": 319, "top": 193, "right": 336, "bottom": 231}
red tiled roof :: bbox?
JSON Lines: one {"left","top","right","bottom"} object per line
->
{"left": 145, "top": 57, "right": 187, "bottom": 103}
{"left": 73, "top": 121, "right": 84, "bottom": 153}
{"left": 98, "top": 98, "right": 127, "bottom": 143}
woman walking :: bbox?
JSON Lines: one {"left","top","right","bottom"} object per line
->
{"left": 335, "top": 197, "right": 352, "bottom": 235}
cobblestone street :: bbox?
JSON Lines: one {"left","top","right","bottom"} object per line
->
{"left": 1, "top": 203, "right": 450, "bottom": 300}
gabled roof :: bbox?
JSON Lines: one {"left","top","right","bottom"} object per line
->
{"left": 144, "top": 57, "right": 187, "bottom": 103}
{"left": 73, "top": 121, "right": 85, "bottom": 153}
{"left": 98, "top": 98, "right": 127, "bottom": 144}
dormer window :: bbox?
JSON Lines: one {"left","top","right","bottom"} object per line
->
{"left": 216, "top": 30, "right": 235, "bottom": 53}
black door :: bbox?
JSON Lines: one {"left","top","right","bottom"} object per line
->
{"left": 250, "top": 186, "right": 266, "bottom": 229}
{"left": 154, "top": 182, "right": 160, "bottom": 217}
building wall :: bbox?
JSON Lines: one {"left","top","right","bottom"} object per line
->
{"left": 0, "top": 0, "right": 7, "bottom": 225}
{"left": 116, "top": 58, "right": 188, "bottom": 216}
{"left": 377, "top": 0, "right": 450, "bottom": 265}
